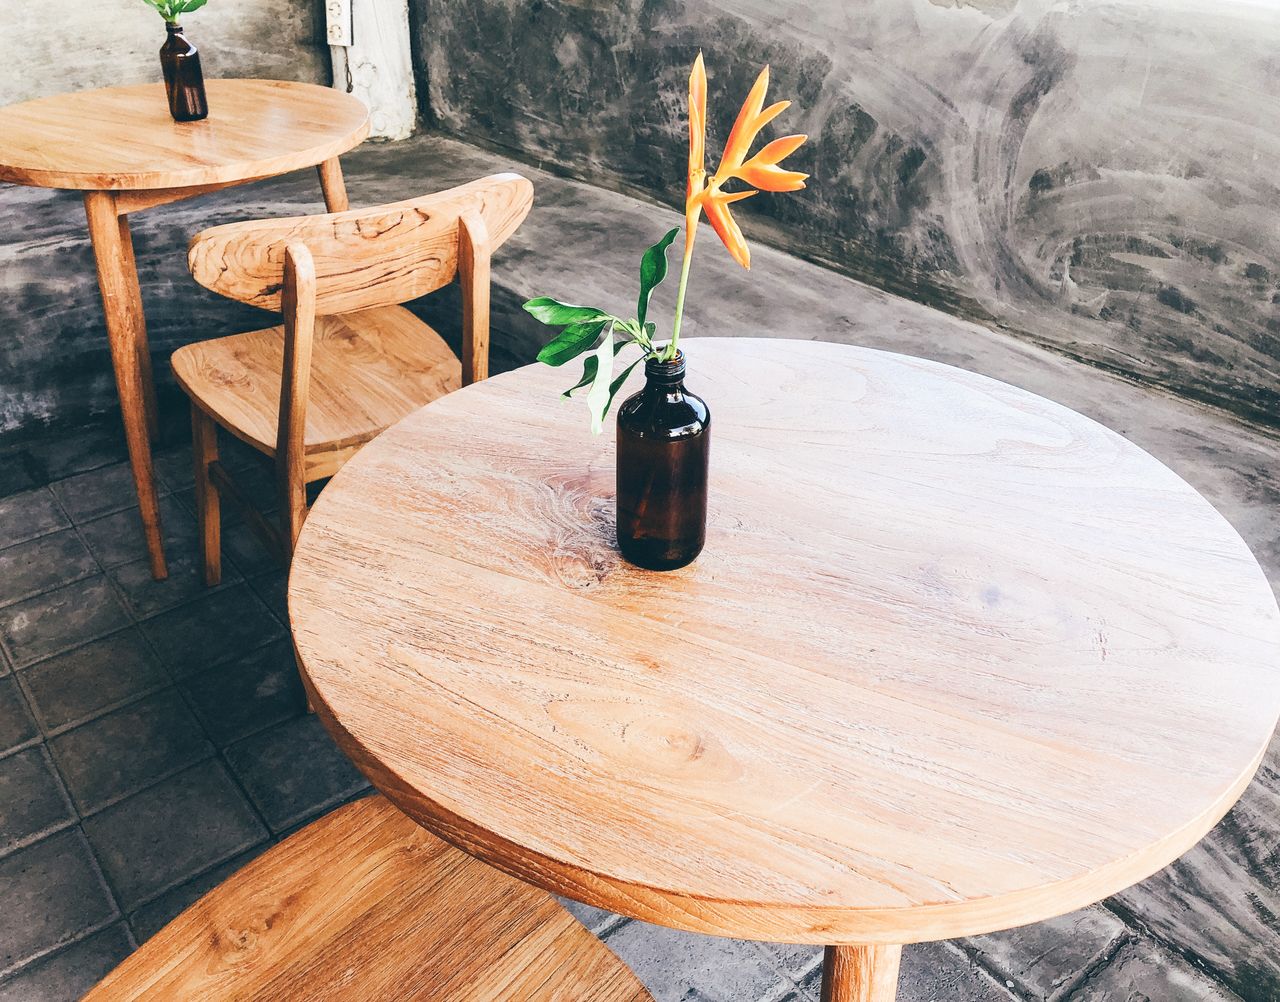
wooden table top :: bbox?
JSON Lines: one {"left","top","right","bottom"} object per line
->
{"left": 0, "top": 79, "right": 369, "bottom": 190}
{"left": 289, "top": 338, "right": 1280, "bottom": 946}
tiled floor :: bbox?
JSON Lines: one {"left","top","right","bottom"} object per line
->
{"left": 0, "top": 424, "right": 369, "bottom": 1001}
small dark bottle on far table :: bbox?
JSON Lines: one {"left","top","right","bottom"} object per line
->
{"left": 160, "top": 23, "right": 209, "bottom": 122}
{"left": 616, "top": 351, "right": 710, "bottom": 571}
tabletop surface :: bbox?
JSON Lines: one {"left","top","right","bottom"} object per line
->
{"left": 0, "top": 79, "right": 369, "bottom": 191}
{"left": 289, "top": 338, "right": 1280, "bottom": 945}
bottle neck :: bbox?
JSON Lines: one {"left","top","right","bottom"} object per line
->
{"left": 166, "top": 21, "right": 184, "bottom": 33}
{"left": 644, "top": 351, "right": 686, "bottom": 392}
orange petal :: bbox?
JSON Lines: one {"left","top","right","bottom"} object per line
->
{"left": 720, "top": 65, "right": 770, "bottom": 171}
{"left": 748, "top": 133, "right": 807, "bottom": 166}
{"left": 688, "top": 52, "right": 707, "bottom": 180}
{"left": 736, "top": 163, "right": 809, "bottom": 192}
{"left": 704, "top": 189, "right": 756, "bottom": 269}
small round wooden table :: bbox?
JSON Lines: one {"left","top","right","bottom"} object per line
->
{"left": 0, "top": 79, "right": 369, "bottom": 579}
{"left": 289, "top": 338, "right": 1280, "bottom": 1001}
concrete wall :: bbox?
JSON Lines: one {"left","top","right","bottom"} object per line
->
{"left": 412, "top": 0, "right": 1280, "bottom": 430}
{"left": 0, "top": 0, "right": 327, "bottom": 106}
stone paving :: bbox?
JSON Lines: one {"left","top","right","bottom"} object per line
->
{"left": 1, "top": 132, "right": 1278, "bottom": 1000}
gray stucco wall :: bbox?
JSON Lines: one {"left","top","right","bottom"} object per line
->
{"left": 0, "top": 0, "right": 327, "bottom": 106}
{"left": 413, "top": 0, "right": 1280, "bottom": 429}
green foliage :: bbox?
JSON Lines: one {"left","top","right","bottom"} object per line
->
{"left": 637, "top": 228, "right": 679, "bottom": 327}
{"left": 522, "top": 228, "right": 680, "bottom": 434}
{"left": 141, "top": 0, "right": 207, "bottom": 23}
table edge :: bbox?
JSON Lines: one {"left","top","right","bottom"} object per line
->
{"left": 0, "top": 81, "right": 370, "bottom": 191}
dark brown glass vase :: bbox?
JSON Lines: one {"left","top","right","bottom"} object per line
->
{"left": 160, "top": 23, "right": 209, "bottom": 122}
{"left": 615, "top": 351, "right": 710, "bottom": 571}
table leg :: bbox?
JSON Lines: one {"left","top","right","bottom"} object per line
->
{"left": 84, "top": 191, "right": 168, "bottom": 580}
{"left": 115, "top": 212, "right": 158, "bottom": 439}
{"left": 821, "top": 945, "right": 902, "bottom": 1002}
{"left": 316, "top": 158, "right": 350, "bottom": 212}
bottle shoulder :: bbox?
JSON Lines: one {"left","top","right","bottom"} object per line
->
{"left": 618, "top": 386, "right": 710, "bottom": 439}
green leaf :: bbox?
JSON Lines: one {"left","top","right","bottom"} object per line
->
{"left": 181, "top": 0, "right": 208, "bottom": 12}
{"left": 636, "top": 228, "right": 679, "bottom": 328}
{"left": 536, "top": 319, "right": 607, "bottom": 367}
{"left": 523, "top": 297, "right": 608, "bottom": 328}
{"left": 603, "top": 357, "right": 644, "bottom": 417}
{"left": 562, "top": 355, "right": 598, "bottom": 398}
{"left": 585, "top": 327, "right": 618, "bottom": 434}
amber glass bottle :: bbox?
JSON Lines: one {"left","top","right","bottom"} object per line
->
{"left": 615, "top": 351, "right": 710, "bottom": 571}
{"left": 160, "top": 23, "right": 209, "bottom": 122}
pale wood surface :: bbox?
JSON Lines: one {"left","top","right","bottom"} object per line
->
{"left": 0, "top": 80, "right": 369, "bottom": 190}
{"left": 288, "top": 338, "right": 1280, "bottom": 946}
{"left": 187, "top": 173, "right": 534, "bottom": 314}
{"left": 85, "top": 795, "right": 653, "bottom": 1001}
{"left": 84, "top": 190, "right": 168, "bottom": 579}
{"left": 172, "top": 304, "right": 460, "bottom": 461}
{"left": 822, "top": 946, "right": 903, "bottom": 1002}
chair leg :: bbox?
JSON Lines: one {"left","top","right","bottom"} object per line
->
{"left": 191, "top": 403, "right": 222, "bottom": 587}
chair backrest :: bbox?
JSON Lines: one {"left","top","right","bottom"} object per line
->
{"left": 187, "top": 173, "right": 534, "bottom": 315}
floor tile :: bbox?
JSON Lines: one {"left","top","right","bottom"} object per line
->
{"left": 0, "top": 748, "right": 75, "bottom": 857}
{"left": 29, "top": 424, "right": 130, "bottom": 483}
{"left": 603, "top": 920, "right": 791, "bottom": 1002}
{"left": 150, "top": 444, "right": 196, "bottom": 494}
{"left": 222, "top": 521, "right": 283, "bottom": 577}
{"left": 128, "top": 844, "right": 268, "bottom": 943}
{"left": 180, "top": 640, "right": 305, "bottom": 747}
{"left": 963, "top": 906, "right": 1126, "bottom": 1000}
{"left": 0, "top": 678, "right": 38, "bottom": 755}
{"left": 0, "top": 452, "right": 38, "bottom": 500}
{"left": 0, "top": 923, "right": 133, "bottom": 1002}
{"left": 48, "top": 689, "right": 212, "bottom": 816}
{"left": 17, "top": 630, "right": 168, "bottom": 735}
{"left": 1069, "top": 938, "right": 1239, "bottom": 1001}
{"left": 0, "top": 489, "right": 69, "bottom": 551}
{"left": 798, "top": 942, "right": 1014, "bottom": 1002}
{"left": 107, "top": 548, "right": 239, "bottom": 620}
{"left": 0, "top": 829, "right": 118, "bottom": 977}
{"left": 82, "top": 759, "right": 267, "bottom": 911}
{"left": 246, "top": 571, "right": 288, "bottom": 624}
{"left": 139, "top": 583, "right": 282, "bottom": 678}
{"left": 49, "top": 463, "right": 162, "bottom": 525}
{"left": 223, "top": 715, "right": 368, "bottom": 834}
{"left": 0, "top": 577, "right": 132, "bottom": 669}
{"left": 77, "top": 495, "right": 196, "bottom": 569}
{"left": 0, "top": 530, "right": 98, "bottom": 609}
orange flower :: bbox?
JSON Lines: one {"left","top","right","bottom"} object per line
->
{"left": 684, "top": 59, "right": 808, "bottom": 270}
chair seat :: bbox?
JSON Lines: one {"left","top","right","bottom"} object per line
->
{"left": 86, "top": 796, "right": 653, "bottom": 1001}
{"left": 172, "top": 305, "right": 460, "bottom": 458}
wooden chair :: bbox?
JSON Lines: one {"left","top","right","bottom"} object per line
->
{"left": 174, "top": 173, "right": 534, "bottom": 583}
{"left": 85, "top": 795, "right": 653, "bottom": 1001}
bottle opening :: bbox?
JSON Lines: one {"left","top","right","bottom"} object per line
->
{"left": 645, "top": 351, "right": 686, "bottom": 385}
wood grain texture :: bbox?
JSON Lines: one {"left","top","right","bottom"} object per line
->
{"left": 822, "top": 946, "right": 902, "bottom": 1002}
{"left": 289, "top": 338, "right": 1280, "bottom": 947}
{"left": 172, "top": 304, "right": 460, "bottom": 462}
{"left": 0, "top": 80, "right": 368, "bottom": 190}
{"left": 83, "top": 191, "right": 167, "bottom": 580}
{"left": 84, "top": 795, "right": 653, "bottom": 1001}
{"left": 187, "top": 173, "right": 533, "bottom": 314}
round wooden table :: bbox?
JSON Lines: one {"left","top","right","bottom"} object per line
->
{"left": 0, "top": 79, "right": 369, "bottom": 579}
{"left": 289, "top": 338, "right": 1280, "bottom": 1001}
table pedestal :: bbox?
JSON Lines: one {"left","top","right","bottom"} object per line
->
{"left": 821, "top": 945, "right": 901, "bottom": 1002}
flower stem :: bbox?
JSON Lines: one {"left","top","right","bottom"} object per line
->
{"left": 667, "top": 222, "right": 698, "bottom": 360}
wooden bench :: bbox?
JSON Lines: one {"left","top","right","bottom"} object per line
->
{"left": 85, "top": 796, "right": 654, "bottom": 1001}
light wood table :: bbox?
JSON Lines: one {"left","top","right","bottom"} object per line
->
{"left": 289, "top": 338, "right": 1280, "bottom": 1001}
{"left": 0, "top": 79, "right": 369, "bottom": 579}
